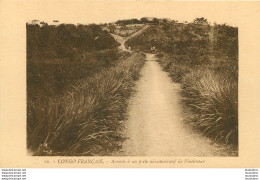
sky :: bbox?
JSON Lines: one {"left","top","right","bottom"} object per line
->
{"left": 12, "top": 1, "right": 260, "bottom": 27}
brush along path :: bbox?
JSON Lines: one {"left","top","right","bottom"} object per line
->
{"left": 120, "top": 53, "right": 236, "bottom": 156}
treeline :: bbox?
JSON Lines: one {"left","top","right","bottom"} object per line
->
{"left": 27, "top": 23, "right": 119, "bottom": 61}
{"left": 115, "top": 17, "right": 168, "bottom": 26}
{"left": 115, "top": 19, "right": 143, "bottom": 25}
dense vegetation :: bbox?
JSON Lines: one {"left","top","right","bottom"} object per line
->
{"left": 28, "top": 54, "right": 145, "bottom": 155}
{"left": 126, "top": 18, "right": 238, "bottom": 145}
{"left": 27, "top": 23, "right": 119, "bottom": 60}
{"left": 27, "top": 23, "right": 145, "bottom": 155}
{"left": 27, "top": 18, "right": 238, "bottom": 155}
{"left": 115, "top": 17, "right": 164, "bottom": 25}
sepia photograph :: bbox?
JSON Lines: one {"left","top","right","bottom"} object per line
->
{"left": 27, "top": 16, "right": 238, "bottom": 157}
{"left": 1, "top": 1, "right": 260, "bottom": 169}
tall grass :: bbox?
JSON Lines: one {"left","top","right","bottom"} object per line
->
{"left": 157, "top": 53, "right": 191, "bottom": 83}
{"left": 181, "top": 67, "right": 238, "bottom": 145}
{"left": 158, "top": 53, "right": 238, "bottom": 145}
{"left": 27, "top": 53, "right": 145, "bottom": 156}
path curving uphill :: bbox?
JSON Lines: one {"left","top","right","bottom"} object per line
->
{"left": 110, "top": 25, "right": 149, "bottom": 52}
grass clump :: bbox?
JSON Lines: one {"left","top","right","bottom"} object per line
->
{"left": 181, "top": 68, "right": 238, "bottom": 145}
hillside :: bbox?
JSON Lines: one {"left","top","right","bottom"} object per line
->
{"left": 126, "top": 20, "right": 238, "bottom": 62}
{"left": 126, "top": 18, "right": 239, "bottom": 145}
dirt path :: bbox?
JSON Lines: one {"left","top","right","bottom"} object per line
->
{"left": 120, "top": 53, "right": 237, "bottom": 156}
{"left": 110, "top": 25, "right": 149, "bottom": 52}
{"left": 110, "top": 33, "right": 128, "bottom": 51}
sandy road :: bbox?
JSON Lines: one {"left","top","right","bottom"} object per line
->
{"left": 120, "top": 53, "right": 237, "bottom": 156}
{"left": 110, "top": 33, "right": 128, "bottom": 51}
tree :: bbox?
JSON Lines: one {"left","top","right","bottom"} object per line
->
{"left": 140, "top": 17, "right": 149, "bottom": 24}
{"left": 152, "top": 18, "right": 159, "bottom": 24}
{"left": 194, "top": 17, "right": 209, "bottom": 25}
{"left": 131, "top": 18, "right": 141, "bottom": 24}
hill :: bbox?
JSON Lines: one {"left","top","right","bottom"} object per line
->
{"left": 126, "top": 18, "right": 239, "bottom": 145}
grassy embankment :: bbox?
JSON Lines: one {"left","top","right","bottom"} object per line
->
{"left": 126, "top": 20, "right": 238, "bottom": 146}
{"left": 27, "top": 23, "right": 145, "bottom": 155}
